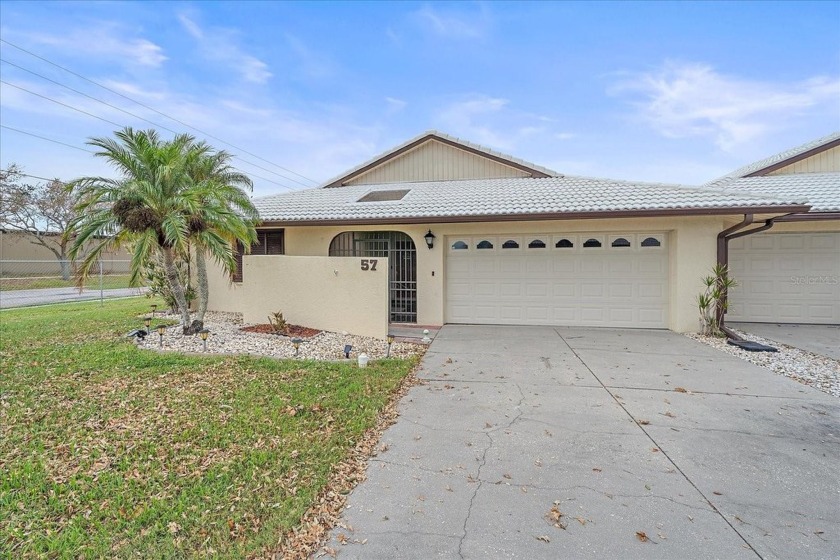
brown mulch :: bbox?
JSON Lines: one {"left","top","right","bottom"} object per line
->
{"left": 264, "top": 363, "right": 423, "bottom": 560}
{"left": 241, "top": 324, "right": 322, "bottom": 338}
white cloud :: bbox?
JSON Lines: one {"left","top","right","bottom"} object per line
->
{"left": 177, "top": 13, "right": 272, "bottom": 85}
{"left": 413, "top": 4, "right": 490, "bottom": 39}
{"left": 12, "top": 25, "right": 166, "bottom": 68}
{"left": 611, "top": 62, "right": 840, "bottom": 151}
{"left": 385, "top": 97, "right": 407, "bottom": 114}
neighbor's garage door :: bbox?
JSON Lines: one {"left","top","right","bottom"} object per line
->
{"left": 446, "top": 233, "right": 669, "bottom": 328}
{"left": 728, "top": 232, "right": 840, "bottom": 324}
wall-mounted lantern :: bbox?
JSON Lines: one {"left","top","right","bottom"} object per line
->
{"left": 424, "top": 230, "right": 436, "bottom": 250}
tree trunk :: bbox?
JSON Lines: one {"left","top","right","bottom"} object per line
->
{"left": 194, "top": 249, "right": 209, "bottom": 328}
{"left": 59, "top": 257, "right": 71, "bottom": 282}
{"left": 162, "top": 247, "right": 192, "bottom": 333}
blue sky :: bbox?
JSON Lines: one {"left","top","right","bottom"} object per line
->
{"left": 1, "top": 1, "right": 838, "bottom": 197}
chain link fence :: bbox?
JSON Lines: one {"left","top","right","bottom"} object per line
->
{"left": 0, "top": 259, "right": 147, "bottom": 308}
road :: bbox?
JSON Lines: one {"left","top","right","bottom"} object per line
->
{"left": 0, "top": 286, "right": 147, "bottom": 309}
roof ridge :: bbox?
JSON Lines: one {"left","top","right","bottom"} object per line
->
{"left": 318, "top": 130, "right": 562, "bottom": 188}
{"left": 704, "top": 130, "right": 840, "bottom": 187}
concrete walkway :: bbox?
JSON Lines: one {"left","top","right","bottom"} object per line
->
{"left": 730, "top": 322, "right": 840, "bottom": 360}
{"left": 324, "top": 325, "right": 839, "bottom": 559}
{"left": 0, "top": 286, "right": 146, "bottom": 309}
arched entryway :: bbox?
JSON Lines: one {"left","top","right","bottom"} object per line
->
{"left": 329, "top": 231, "right": 417, "bottom": 323}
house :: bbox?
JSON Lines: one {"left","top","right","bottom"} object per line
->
{"left": 206, "top": 131, "right": 823, "bottom": 338}
{"left": 707, "top": 132, "right": 840, "bottom": 324}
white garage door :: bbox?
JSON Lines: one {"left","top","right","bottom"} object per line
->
{"left": 728, "top": 232, "right": 840, "bottom": 324}
{"left": 445, "top": 233, "right": 669, "bottom": 328}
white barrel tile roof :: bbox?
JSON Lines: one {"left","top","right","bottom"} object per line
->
{"left": 253, "top": 176, "right": 809, "bottom": 222}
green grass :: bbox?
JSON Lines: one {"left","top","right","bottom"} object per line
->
{"left": 0, "top": 298, "right": 417, "bottom": 558}
{"left": 0, "top": 274, "right": 135, "bottom": 291}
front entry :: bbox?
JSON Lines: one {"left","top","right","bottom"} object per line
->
{"left": 329, "top": 231, "right": 417, "bottom": 323}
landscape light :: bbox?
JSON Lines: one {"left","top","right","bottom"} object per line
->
{"left": 386, "top": 335, "right": 394, "bottom": 358}
{"left": 199, "top": 329, "right": 210, "bottom": 352}
{"left": 344, "top": 344, "right": 352, "bottom": 359}
{"left": 144, "top": 316, "right": 152, "bottom": 332}
{"left": 150, "top": 304, "right": 158, "bottom": 317}
{"left": 156, "top": 325, "right": 167, "bottom": 347}
{"left": 292, "top": 337, "right": 303, "bottom": 357}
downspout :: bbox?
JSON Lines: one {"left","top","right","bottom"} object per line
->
{"left": 716, "top": 213, "right": 790, "bottom": 340}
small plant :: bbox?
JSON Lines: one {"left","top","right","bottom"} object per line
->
{"left": 268, "top": 311, "right": 288, "bottom": 334}
{"left": 697, "top": 263, "right": 737, "bottom": 337}
{"left": 143, "top": 254, "right": 195, "bottom": 313}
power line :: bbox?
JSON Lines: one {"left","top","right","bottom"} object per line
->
{"left": 0, "top": 80, "right": 297, "bottom": 191}
{"left": 0, "top": 60, "right": 302, "bottom": 191}
{"left": 1, "top": 125, "right": 94, "bottom": 153}
{"left": 1, "top": 80, "right": 124, "bottom": 127}
{"left": 0, "top": 38, "right": 319, "bottom": 187}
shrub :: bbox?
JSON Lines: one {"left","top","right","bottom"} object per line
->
{"left": 697, "top": 263, "right": 737, "bottom": 337}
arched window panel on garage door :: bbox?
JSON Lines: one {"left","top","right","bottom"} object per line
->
{"left": 450, "top": 240, "right": 469, "bottom": 251}
{"left": 610, "top": 235, "right": 633, "bottom": 249}
{"left": 476, "top": 239, "right": 496, "bottom": 250}
{"left": 583, "top": 237, "right": 604, "bottom": 249}
{"left": 527, "top": 238, "right": 547, "bottom": 249}
{"left": 554, "top": 236, "right": 575, "bottom": 249}
{"left": 640, "top": 235, "right": 664, "bottom": 249}
{"left": 502, "top": 238, "right": 521, "bottom": 250}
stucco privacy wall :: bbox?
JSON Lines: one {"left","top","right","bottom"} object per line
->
{"left": 205, "top": 255, "right": 389, "bottom": 338}
{"left": 275, "top": 216, "right": 724, "bottom": 333}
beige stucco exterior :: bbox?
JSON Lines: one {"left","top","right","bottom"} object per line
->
{"left": 206, "top": 254, "right": 389, "bottom": 338}
{"left": 211, "top": 215, "right": 730, "bottom": 334}
{"left": 345, "top": 139, "right": 532, "bottom": 185}
{"left": 0, "top": 230, "right": 132, "bottom": 275}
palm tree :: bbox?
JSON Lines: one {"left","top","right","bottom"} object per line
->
{"left": 182, "top": 143, "right": 258, "bottom": 333}
{"left": 69, "top": 127, "right": 247, "bottom": 333}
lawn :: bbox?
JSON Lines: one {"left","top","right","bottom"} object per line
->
{"left": 0, "top": 298, "right": 417, "bottom": 558}
{"left": 0, "top": 274, "right": 135, "bottom": 291}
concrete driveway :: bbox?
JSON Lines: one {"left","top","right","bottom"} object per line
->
{"left": 324, "top": 326, "right": 839, "bottom": 560}
{"left": 730, "top": 322, "right": 840, "bottom": 360}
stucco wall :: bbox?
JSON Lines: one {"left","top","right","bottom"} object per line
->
{"left": 275, "top": 216, "right": 729, "bottom": 333}
{"left": 1, "top": 230, "right": 132, "bottom": 275}
{"left": 206, "top": 255, "right": 389, "bottom": 338}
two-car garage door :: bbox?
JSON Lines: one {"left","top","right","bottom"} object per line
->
{"left": 728, "top": 232, "right": 840, "bottom": 324}
{"left": 445, "top": 233, "right": 669, "bottom": 328}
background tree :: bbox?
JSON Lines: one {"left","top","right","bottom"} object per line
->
{"left": 0, "top": 164, "right": 79, "bottom": 280}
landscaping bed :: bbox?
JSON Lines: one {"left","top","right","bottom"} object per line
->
{"left": 0, "top": 298, "right": 420, "bottom": 558}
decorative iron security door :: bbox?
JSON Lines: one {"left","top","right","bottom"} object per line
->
{"left": 329, "top": 231, "right": 417, "bottom": 323}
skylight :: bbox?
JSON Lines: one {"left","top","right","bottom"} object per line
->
{"left": 356, "top": 189, "right": 411, "bottom": 202}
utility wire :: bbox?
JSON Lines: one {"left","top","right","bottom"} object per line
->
{"left": 0, "top": 125, "right": 94, "bottom": 153}
{"left": 1, "top": 80, "right": 124, "bottom": 127}
{"left": 0, "top": 39, "right": 319, "bottom": 186}
{"left": 0, "top": 79, "right": 297, "bottom": 191}
{"left": 0, "top": 58, "right": 308, "bottom": 190}
{"left": 0, "top": 64, "right": 300, "bottom": 191}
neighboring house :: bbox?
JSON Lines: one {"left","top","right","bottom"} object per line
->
{"left": 206, "top": 131, "right": 820, "bottom": 337}
{"left": 0, "top": 229, "right": 132, "bottom": 276}
{"left": 707, "top": 132, "right": 840, "bottom": 325}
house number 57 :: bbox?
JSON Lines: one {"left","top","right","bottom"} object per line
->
{"left": 360, "top": 259, "right": 378, "bottom": 271}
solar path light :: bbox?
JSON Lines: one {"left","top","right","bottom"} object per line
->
{"left": 156, "top": 325, "right": 167, "bottom": 348}
{"left": 199, "top": 329, "right": 210, "bottom": 352}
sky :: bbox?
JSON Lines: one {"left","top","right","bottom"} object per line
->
{"left": 0, "top": 1, "right": 838, "bottom": 198}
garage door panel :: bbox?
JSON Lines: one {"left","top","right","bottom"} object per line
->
{"left": 729, "top": 233, "right": 840, "bottom": 324}
{"left": 446, "top": 233, "right": 668, "bottom": 328}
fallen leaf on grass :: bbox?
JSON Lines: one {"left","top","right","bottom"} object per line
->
{"left": 636, "top": 531, "right": 649, "bottom": 542}
{"left": 168, "top": 521, "right": 181, "bottom": 535}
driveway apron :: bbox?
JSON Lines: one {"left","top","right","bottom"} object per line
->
{"left": 323, "top": 325, "right": 840, "bottom": 559}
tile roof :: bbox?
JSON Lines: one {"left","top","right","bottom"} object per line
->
{"left": 319, "top": 130, "right": 561, "bottom": 187}
{"left": 705, "top": 131, "right": 840, "bottom": 187}
{"left": 254, "top": 176, "right": 809, "bottom": 224}
{"left": 724, "top": 173, "right": 840, "bottom": 213}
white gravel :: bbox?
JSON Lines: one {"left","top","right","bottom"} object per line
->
{"left": 136, "top": 311, "right": 426, "bottom": 361}
{"left": 686, "top": 330, "right": 840, "bottom": 398}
